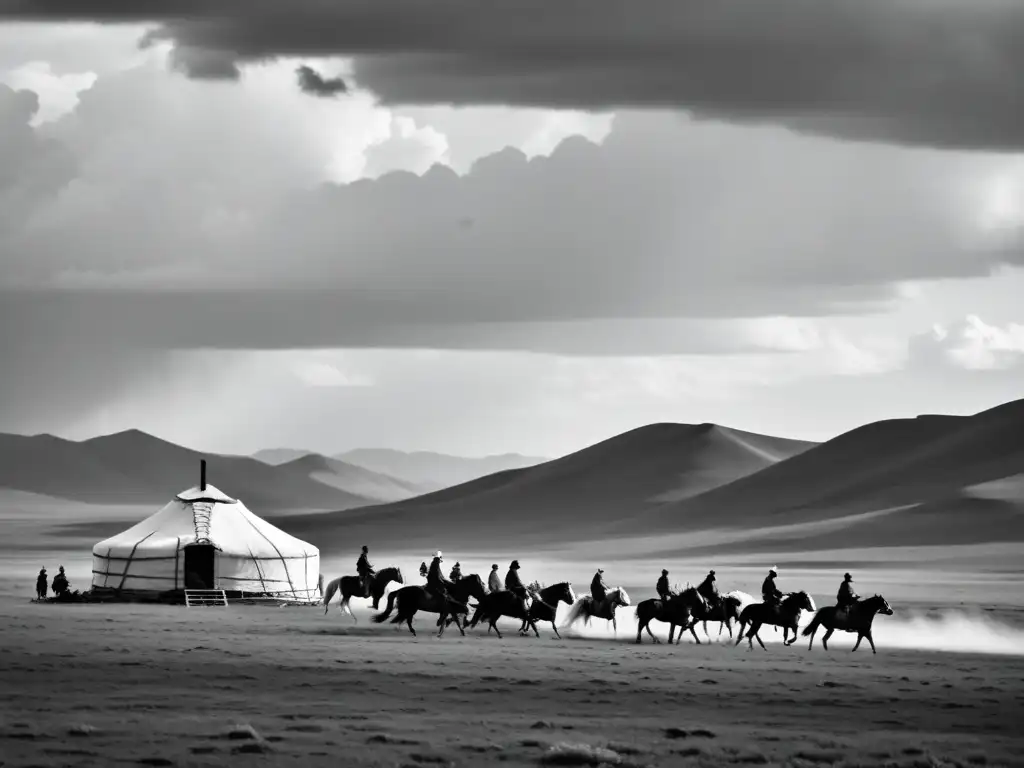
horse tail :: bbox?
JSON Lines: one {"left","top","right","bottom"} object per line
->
{"left": 322, "top": 577, "right": 340, "bottom": 613}
{"left": 371, "top": 589, "right": 398, "bottom": 624}
{"left": 801, "top": 609, "right": 823, "bottom": 637}
{"left": 560, "top": 598, "right": 587, "bottom": 629}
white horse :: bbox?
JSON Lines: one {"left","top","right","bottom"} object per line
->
{"left": 560, "top": 586, "right": 632, "bottom": 637}
{"left": 322, "top": 566, "right": 404, "bottom": 623}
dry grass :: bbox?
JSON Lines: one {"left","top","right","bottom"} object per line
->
{"left": 0, "top": 594, "right": 1021, "bottom": 768}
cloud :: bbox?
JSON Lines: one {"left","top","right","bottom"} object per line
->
{"left": 4, "top": 64, "right": 1023, "bottom": 344}
{"left": 909, "top": 316, "right": 1024, "bottom": 371}
{"left": 3, "top": 0, "right": 1024, "bottom": 151}
{"left": 0, "top": 83, "right": 76, "bottom": 230}
{"left": 295, "top": 64, "right": 347, "bottom": 98}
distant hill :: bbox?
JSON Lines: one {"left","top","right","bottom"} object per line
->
{"left": 284, "top": 423, "right": 817, "bottom": 550}
{"left": 0, "top": 430, "right": 396, "bottom": 512}
{"left": 253, "top": 448, "right": 315, "bottom": 466}
{"left": 628, "top": 397, "right": 1024, "bottom": 547}
{"left": 277, "top": 454, "right": 428, "bottom": 502}
{"left": 335, "top": 448, "right": 550, "bottom": 491}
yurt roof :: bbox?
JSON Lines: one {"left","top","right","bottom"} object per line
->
{"left": 176, "top": 484, "right": 236, "bottom": 504}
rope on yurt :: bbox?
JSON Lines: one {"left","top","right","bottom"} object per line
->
{"left": 118, "top": 531, "right": 157, "bottom": 591}
{"left": 241, "top": 515, "right": 295, "bottom": 596}
{"left": 247, "top": 546, "right": 270, "bottom": 594}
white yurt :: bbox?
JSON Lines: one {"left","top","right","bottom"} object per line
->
{"left": 91, "top": 461, "right": 320, "bottom": 600}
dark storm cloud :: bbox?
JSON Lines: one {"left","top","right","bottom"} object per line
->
{"left": 2, "top": 0, "right": 1024, "bottom": 150}
{"left": 295, "top": 65, "right": 347, "bottom": 98}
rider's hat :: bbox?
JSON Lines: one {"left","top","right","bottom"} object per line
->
{"left": 709, "top": 569, "right": 716, "bottom": 577}
{"left": 769, "top": 566, "right": 777, "bottom": 575}
{"left": 844, "top": 572, "right": 852, "bottom": 580}
{"left": 454, "top": 561, "right": 460, "bottom": 567}
{"left": 661, "top": 569, "right": 668, "bottom": 575}
{"left": 510, "top": 559, "right": 520, "bottom": 568}
{"left": 491, "top": 563, "right": 498, "bottom": 569}
{"left": 434, "top": 551, "right": 443, "bottom": 559}
{"left": 362, "top": 545, "right": 368, "bottom": 552}
{"left": 597, "top": 568, "right": 604, "bottom": 573}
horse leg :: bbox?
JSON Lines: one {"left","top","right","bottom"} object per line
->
{"left": 490, "top": 616, "right": 504, "bottom": 640}
{"left": 806, "top": 624, "right": 817, "bottom": 651}
{"left": 551, "top": 621, "right": 561, "bottom": 640}
{"left": 437, "top": 610, "right": 447, "bottom": 638}
{"left": 724, "top": 618, "right": 733, "bottom": 639}
{"left": 455, "top": 613, "right": 466, "bottom": 636}
{"left": 341, "top": 597, "right": 357, "bottom": 624}
{"left": 703, "top": 620, "right": 710, "bottom": 639}
{"left": 643, "top": 619, "right": 660, "bottom": 644}
{"left": 866, "top": 630, "right": 877, "bottom": 654}
{"left": 852, "top": 633, "right": 863, "bottom": 652}
{"left": 753, "top": 628, "right": 767, "bottom": 651}
{"left": 529, "top": 618, "right": 541, "bottom": 638}
{"left": 406, "top": 616, "right": 416, "bottom": 637}
{"left": 611, "top": 616, "right": 618, "bottom": 638}
{"left": 822, "top": 627, "right": 834, "bottom": 651}
{"left": 688, "top": 621, "right": 702, "bottom": 645}
{"left": 734, "top": 622, "right": 747, "bottom": 646}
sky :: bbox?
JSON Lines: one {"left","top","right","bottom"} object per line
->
{"left": 0, "top": 1, "right": 1022, "bottom": 459}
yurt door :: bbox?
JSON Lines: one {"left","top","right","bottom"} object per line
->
{"left": 183, "top": 544, "right": 216, "bottom": 590}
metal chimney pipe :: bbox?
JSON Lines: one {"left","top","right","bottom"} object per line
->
{"left": 200, "top": 459, "right": 207, "bottom": 491}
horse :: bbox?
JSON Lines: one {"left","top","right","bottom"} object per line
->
{"left": 322, "top": 566, "right": 404, "bottom": 621}
{"left": 516, "top": 582, "right": 577, "bottom": 638}
{"left": 372, "top": 573, "right": 487, "bottom": 637}
{"left": 684, "top": 591, "right": 745, "bottom": 642}
{"left": 560, "top": 587, "right": 631, "bottom": 636}
{"left": 735, "top": 591, "right": 816, "bottom": 650}
{"left": 802, "top": 594, "right": 894, "bottom": 654}
{"left": 469, "top": 582, "right": 576, "bottom": 639}
{"left": 635, "top": 587, "right": 707, "bottom": 644}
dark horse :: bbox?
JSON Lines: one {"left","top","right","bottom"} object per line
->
{"left": 516, "top": 582, "right": 577, "bottom": 638}
{"left": 680, "top": 593, "right": 744, "bottom": 643}
{"left": 802, "top": 594, "right": 893, "bottom": 654}
{"left": 372, "top": 573, "right": 487, "bottom": 637}
{"left": 469, "top": 582, "right": 576, "bottom": 639}
{"left": 735, "top": 591, "right": 816, "bottom": 650}
{"left": 635, "top": 587, "right": 707, "bottom": 644}
{"left": 322, "top": 566, "right": 404, "bottom": 620}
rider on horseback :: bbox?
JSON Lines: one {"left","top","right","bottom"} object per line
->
{"left": 836, "top": 572, "right": 859, "bottom": 620}
{"left": 505, "top": 560, "right": 530, "bottom": 617}
{"left": 488, "top": 564, "right": 503, "bottom": 593}
{"left": 356, "top": 546, "right": 375, "bottom": 597}
{"left": 426, "top": 551, "right": 451, "bottom": 606}
{"left": 449, "top": 561, "right": 463, "bottom": 582}
{"left": 656, "top": 569, "right": 673, "bottom": 601}
{"left": 697, "top": 569, "right": 720, "bottom": 611}
{"left": 762, "top": 567, "right": 783, "bottom": 612}
{"left": 591, "top": 569, "right": 608, "bottom": 613}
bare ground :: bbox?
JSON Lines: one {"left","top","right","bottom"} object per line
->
{"left": 1, "top": 597, "right": 1022, "bottom": 768}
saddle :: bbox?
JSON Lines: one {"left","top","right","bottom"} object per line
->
{"left": 836, "top": 601, "right": 858, "bottom": 622}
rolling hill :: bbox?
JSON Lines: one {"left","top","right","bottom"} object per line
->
{"left": 626, "top": 397, "right": 1024, "bottom": 547}
{"left": 335, "top": 448, "right": 550, "bottom": 491}
{"left": 253, "top": 448, "right": 316, "bottom": 466}
{"left": 282, "top": 422, "right": 818, "bottom": 550}
{"left": 0, "top": 430, "right": 404, "bottom": 511}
